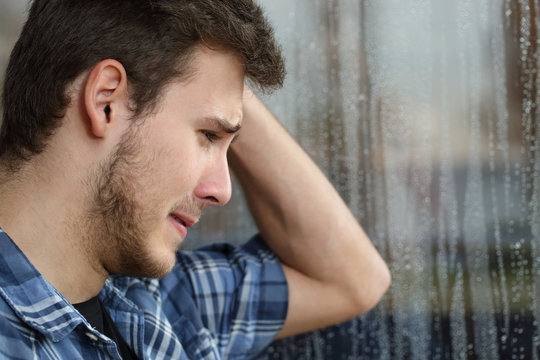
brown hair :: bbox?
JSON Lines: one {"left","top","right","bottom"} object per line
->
{"left": 0, "top": 0, "right": 285, "bottom": 168}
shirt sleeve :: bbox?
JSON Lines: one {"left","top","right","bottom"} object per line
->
{"left": 159, "top": 235, "right": 289, "bottom": 359}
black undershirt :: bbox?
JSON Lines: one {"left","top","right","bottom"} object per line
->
{"left": 74, "top": 297, "right": 138, "bottom": 360}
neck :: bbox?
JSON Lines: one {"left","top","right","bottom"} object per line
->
{"left": 0, "top": 157, "right": 108, "bottom": 304}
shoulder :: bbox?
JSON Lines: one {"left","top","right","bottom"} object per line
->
{"left": 159, "top": 236, "right": 289, "bottom": 357}
{"left": 179, "top": 235, "right": 282, "bottom": 274}
{"left": 164, "top": 235, "right": 286, "bottom": 297}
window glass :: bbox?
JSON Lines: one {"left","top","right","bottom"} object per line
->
{"left": 209, "top": 1, "right": 535, "bottom": 359}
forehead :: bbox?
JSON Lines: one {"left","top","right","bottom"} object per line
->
{"left": 162, "top": 47, "right": 245, "bottom": 125}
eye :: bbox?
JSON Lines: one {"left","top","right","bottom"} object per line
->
{"left": 201, "top": 130, "right": 222, "bottom": 143}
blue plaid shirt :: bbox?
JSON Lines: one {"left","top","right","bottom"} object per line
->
{"left": 0, "top": 229, "right": 288, "bottom": 359}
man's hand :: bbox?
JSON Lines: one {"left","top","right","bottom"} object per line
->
{"left": 228, "top": 87, "right": 391, "bottom": 338}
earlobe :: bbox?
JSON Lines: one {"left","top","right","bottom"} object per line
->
{"left": 84, "top": 59, "right": 128, "bottom": 138}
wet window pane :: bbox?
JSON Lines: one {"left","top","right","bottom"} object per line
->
{"left": 1, "top": 1, "right": 538, "bottom": 359}
{"left": 247, "top": 1, "right": 540, "bottom": 359}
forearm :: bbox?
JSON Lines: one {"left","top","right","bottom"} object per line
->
{"left": 229, "top": 91, "right": 390, "bottom": 335}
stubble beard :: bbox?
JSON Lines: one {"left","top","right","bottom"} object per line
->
{"left": 83, "top": 128, "right": 174, "bottom": 279}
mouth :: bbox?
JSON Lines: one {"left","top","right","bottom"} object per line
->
{"left": 168, "top": 212, "right": 197, "bottom": 239}
{"left": 170, "top": 213, "right": 188, "bottom": 227}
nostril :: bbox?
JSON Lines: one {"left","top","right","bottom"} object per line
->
{"left": 204, "top": 195, "right": 220, "bottom": 204}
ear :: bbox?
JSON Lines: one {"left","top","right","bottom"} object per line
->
{"left": 84, "top": 59, "right": 129, "bottom": 138}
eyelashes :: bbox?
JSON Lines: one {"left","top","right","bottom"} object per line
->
{"left": 201, "top": 130, "right": 222, "bottom": 143}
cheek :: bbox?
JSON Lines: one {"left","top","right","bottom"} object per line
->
{"left": 153, "top": 141, "right": 201, "bottom": 193}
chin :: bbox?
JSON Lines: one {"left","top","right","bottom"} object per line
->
{"left": 140, "top": 250, "right": 178, "bottom": 279}
{"left": 111, "top": 246, "right": 178, "bottom": 279}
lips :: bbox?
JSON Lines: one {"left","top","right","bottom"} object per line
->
{"left": 171, "top": 213, "right": 187, "bottom": 227}
{"left": 170, "top": 213, "right": 196, "bottom": 228}
{"left": 168, "top": 212, "right": 197, "bottom": 239}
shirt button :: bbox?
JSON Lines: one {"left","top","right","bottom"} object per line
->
{"left": 85, "top": 332, "right": 99, "bottom": 341}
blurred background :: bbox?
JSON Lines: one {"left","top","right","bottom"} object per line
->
{"left": 1, "top": 0, "right": 539, "bottom": 359}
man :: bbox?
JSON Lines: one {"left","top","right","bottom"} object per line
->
{"left": 0, "top": 0, "right": 390, "bottom": 359}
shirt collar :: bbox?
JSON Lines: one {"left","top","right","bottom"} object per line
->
{"left": 0, "top": 229, "right": 86, "bottom": 342}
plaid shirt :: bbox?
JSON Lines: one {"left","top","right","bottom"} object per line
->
{"left": 0, "top": 229, "right": 288, "bottom": 359}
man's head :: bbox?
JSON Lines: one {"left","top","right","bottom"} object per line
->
{"left": 0, "top": 0, "right": 285, "bottom": 169}
{"left": 0, "top": 0, "right": 285, "bottom": 280}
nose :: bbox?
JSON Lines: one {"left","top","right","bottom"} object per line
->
{"left": 194, "top": 156, "right": 232, "bottom": 207}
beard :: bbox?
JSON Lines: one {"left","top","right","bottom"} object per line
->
{"left": 83, "top": 127, "right": 176, "bottom": 279}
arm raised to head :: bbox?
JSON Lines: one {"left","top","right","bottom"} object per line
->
{"left": 228, "top": 88, "right": 391, "bottom": 338}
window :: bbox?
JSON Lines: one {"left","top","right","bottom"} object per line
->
{"left": 193, "top": 1, "right": 539, "bottom": 359}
